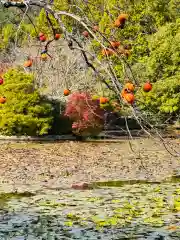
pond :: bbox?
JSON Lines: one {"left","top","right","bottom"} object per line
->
{"left": 0, "top": 179, "right": 180, "bottom": 240}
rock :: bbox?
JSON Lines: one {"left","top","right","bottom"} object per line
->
{"left": 71, "top": 182, "right": 89, "bottom": 190}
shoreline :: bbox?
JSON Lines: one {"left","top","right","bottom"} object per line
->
{"left": 0, "top": 138, "right": 179, "bottom": 193}
{"left": 0, "top": 129, "right": 179, "bottom": 142}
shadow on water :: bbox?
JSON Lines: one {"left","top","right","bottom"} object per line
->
{"left": 0, "top": 192, "right": 35, "bottom": 208}
{"left": 91, "top": 176, "right": 180, "bottom": 188}
{"left": 91, "top": 180, "right": 161, "bottom": 188}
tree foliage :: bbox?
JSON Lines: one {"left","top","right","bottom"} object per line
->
{"left": 146, "top": 20, "right": 180, "bottom": 81}
{"left": 0, "top": 68, "right": 53, "bottom": 136}
{"left": 137, "top": 75, "right": 180, "bottom": 124}
{"left": 64, "top": 92, "right": 105, "bottom": 136}
{"left": 0, "top": 0, "right": 179, "bottom": 137}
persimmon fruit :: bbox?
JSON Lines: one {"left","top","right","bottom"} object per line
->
{"left": 64, "top": 89, "right": 71, "bottom": 96}
{"left": 121, "top": 88, "right": 128, "bottom": 98}
{"left": 110, "top": 41, "right": 121, "bottom": 49}
{"left": 55, "top": 33, "right": 61, "bottom": 40}
{"left": 0, "top": 97, "right": 6, "bottom": 104}
{"left": 118, "top": 13, "right": 128, "bottom": 23}
{"left": 114, "top": 19, "right": 121, "bottom": 28}
{"left": 124, "top": 93, "right": 135, "bottom": 104}
{"left": 100, "top": 97, "right": 108, "bottom": 104}
{"left": 143, "top": 82, "right": 152, "bottom": 92}
{"left": 124, "top": 82, "right": 135, "bottom": 92}
{"left": 82, "top": 31, "right": 89, "bottom": 37}
{"left": 39, "top": 35, "right": 46, "bottom": 42}
{"left": 24, "top": 60, "right": 33, "bottom": 68}
{"left": 101, "top": 48, "right": 114, "bottom": 56}
{"left": 0, "top": 77, "right": 4, "bottom": 85}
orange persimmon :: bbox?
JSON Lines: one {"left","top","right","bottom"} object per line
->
{"left": 55, "top": 33, "right": 61, "bottom": 40}
{"left": 124, "top": 82, "right": 135, "bottom": 92}
{"left": 0, "top": 97, "right": 6, "bottom": 104}
{"left": 100, "top": 97, "right": 108, "bottom": 104}
{"left": 101, "top": 48, "right": 114, "bottom": 56}
{"left": 121, "top": 88, "right": 128, "bottom": 98}
{"left": 24, "top": 60, "right": 33, "bottom": 68}
{"left": 124, "top": 93, "right": 135, "bottom": 104}
{"left": 110, "top": 41, "right": 121, "bottom": 49}
{"left": 143, "top": 82, "right": 152, "bottom": 92}
{"left": 114, "top": 19, "right": 121, "bottom": 28}
{"left": 118, "top": 13, "right": 128, "bottom": 23}
{"left": 64, "top": 89, "right": 71, "bottom": 96}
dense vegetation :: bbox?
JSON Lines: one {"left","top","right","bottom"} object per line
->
{"left": 0, "top": 0, "right": 179, "bottom": 135}
{"left": 0, "top": 68, "right": 53, "bottom": 135}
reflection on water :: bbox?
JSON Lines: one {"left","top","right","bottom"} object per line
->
{"left": 0, "top": 180, "right": 180, "bottom": 239}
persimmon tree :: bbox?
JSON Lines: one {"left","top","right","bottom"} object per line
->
{"left": 0, "top": 0, "right": 179, "bottom": 157}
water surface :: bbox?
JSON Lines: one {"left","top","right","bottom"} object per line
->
{"left": 0, "top": 180, "right": 180, "bottom": 239}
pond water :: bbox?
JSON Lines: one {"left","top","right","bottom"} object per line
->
{"left": 0, "top": 179, "right": 180, "bottom": 240}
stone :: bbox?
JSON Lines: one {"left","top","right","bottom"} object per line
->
{"left": 71, "top": 183, "right": 89, "bottom": 190}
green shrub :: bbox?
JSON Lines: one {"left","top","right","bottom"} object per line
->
{"left": 136, "top": 75, "right": 180, "bottom": 124}
{"left": 0, "top": 24, "right": 15, "bottom": 50}
{"left": 0, "top": 68, "right": 53, "bottom": 136}
{"left": 146, "top": 20, "right": 180, "bottom": 81}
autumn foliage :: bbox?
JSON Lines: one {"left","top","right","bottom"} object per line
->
{"left": 64, "top": 92, "right": 105, "bottom": 136}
